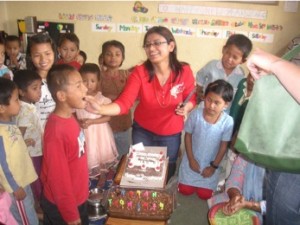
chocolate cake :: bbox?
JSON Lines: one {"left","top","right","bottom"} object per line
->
{"left": 107, "top": 186, "right": 174, "bottom": 220}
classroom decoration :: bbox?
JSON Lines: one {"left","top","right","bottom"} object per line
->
{"left": 117, "top": 24, "right": 142, "bottom": 33}
{"left": 56, "top": 1, "right": 286, "bottom": 45}
{"left": 158, "top": 4, "right": 267, "bottom": 19}
{"left": 235, "top": 45, "right": 300, "bottom": 173}
{"left": 92, "top": 23, "right": 116, "bottom": 32}
{"left": 133, "top": 1, "right": 148, "bottom": 13}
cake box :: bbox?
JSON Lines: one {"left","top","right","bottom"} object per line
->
{"left": 119, "top": 146, "right": 169, "bottom": 189}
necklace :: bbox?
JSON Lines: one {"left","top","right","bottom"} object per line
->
{"left": 153, "top": 73, "right": 173, "bottom": 108}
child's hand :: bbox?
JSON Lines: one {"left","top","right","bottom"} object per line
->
{"left": 78, "top": 119, "right": 88, "bottom": 129}
{"left": 25, "top": 138, "right": 36, "bottom": 147}
{"left": 9, "top": 54, "right": 18, "bottom": 67}
{"left": 13, "top": 187, "right": 26, "bottom": 200}
{"left": 201, "top": 166, "right": 215, "bottom": 177}
{"left": 2, "top": 73, "right": 11, "bottom": 80}
{"left": 67, "top": 218, "right": 81, "bottom": 225}
{"left": 223, "top": 195, "right": 245, "bottom": 215}
{"left": 188, "top": 158, "right": 201, "bottom": 173}
{"left": 79, "top": 119, "right": 92, "bottom": 129}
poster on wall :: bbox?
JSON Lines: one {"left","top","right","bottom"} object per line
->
{"left": 17, "top": 19, "right": 74, "bottom": 46}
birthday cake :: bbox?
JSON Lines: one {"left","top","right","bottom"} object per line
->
{"left": 120, "top": 146, "right": 168, "bottom": 189}
{"left": 107, "top": 186, "right": 174, "bottom": 220}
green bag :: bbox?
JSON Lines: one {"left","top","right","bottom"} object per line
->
{"left": 235, "top": 45, "right": 300, "bottom": 173}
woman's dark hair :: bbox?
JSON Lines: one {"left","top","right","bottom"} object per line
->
{"left": 224, "top": 34, "right": 253, "bottom": 59}
{"left": 101, "top": 40, "right": 125, "bottom": 67}
{"left": 0, "top": 77, "right": 17, "bottom": 105}
{"left": 13, "top": 69, "right": 41, "bottom": 91}
{"left": 79, "top": 63, "right": 101, "bottom": 81}
{"left": 26, "top": 32, "right": 57, "bottom": 71}
{"left": 143, "top": 26, "right": 186, "bottom": 82}
{"left": 204, "top": 79, "right": 233, "bottom": 102}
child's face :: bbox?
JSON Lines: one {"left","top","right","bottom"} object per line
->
{"left": 0, "top": 44, "right": 5, "bottom": 66}
{"left": 5, "top": 41, "right": 20, "bottom": 58}
{"left": 20, "top": 79, "right": 42, "bottom": 104}
{"left": 64, "top": 71, "right": 88, "bottom": 109}
{"left": 0, "top": 88, "right": 20, "bottom": 120}
{"left": 82, "top": 72, "right": 99, "bottom": 96}
{"left": 221, "top": 44, "right": 245, "bottom": 73}
{"left": 103, "top": 46, "right": 123, "bottom": 69}
{"left": 31, "top": 43, "right": 55, "bottom": 74}
{"left": 59, "top": 40, "right": 79, "bottom": 63}
{"left": 204, "top": 92, "right": 228, "bottom": 117}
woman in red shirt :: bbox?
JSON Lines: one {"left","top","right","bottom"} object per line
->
{"left": 86, "top": 26, "right": 196, "bottom": 180}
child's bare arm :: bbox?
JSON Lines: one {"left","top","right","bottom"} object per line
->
{"left": 81, "top": 116, "right": 111, "bottom": 129}
{"left": 185, "top": 132, "right": 200, "bottom": 173}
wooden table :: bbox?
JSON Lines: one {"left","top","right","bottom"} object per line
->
{"left": 105, "top": 217, "right": 167, "bottom": 225}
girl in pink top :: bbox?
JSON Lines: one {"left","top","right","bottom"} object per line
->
{"left": 0, "top": 185, "right": 18, "bottom": 225}
{"left": 75, "top": 63, "right": 118, "bottom": 177}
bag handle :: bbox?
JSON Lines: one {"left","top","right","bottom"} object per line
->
{"left": 282, "top": 43, "right": 300, "bottom": 61}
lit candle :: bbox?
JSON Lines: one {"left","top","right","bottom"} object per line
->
{"left": 120, "top": 199, "right": 125, "bottom": 209}
{"left": 159, "top": 202, "right": 164, "bottom": 210}
{"left": 152, "top": 192, "right": 157, "bottom": 198}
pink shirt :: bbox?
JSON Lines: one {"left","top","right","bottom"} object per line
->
{"left": 115, "top": 64, "right": 196, "bottom": 135}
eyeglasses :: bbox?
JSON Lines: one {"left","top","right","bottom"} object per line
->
{"left": 143, "top": 41, "right": 168, "bottom": 49}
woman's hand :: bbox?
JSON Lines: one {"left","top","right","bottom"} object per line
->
{"left": 247, "top": 48, "right": 280, "bottom": 80}
{"left": 175, "top": 103, "right": 188, "bottom": 118}
{"left": 84, "top": 96, "right": 102, "bottom": 114}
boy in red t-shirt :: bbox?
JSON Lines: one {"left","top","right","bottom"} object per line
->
{"left": 40, "top": 64, "right": 89, "bottom": 225}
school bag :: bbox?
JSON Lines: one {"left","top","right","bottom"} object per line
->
{"left": 234, "top": 44, "right": 300, "bottom": 173}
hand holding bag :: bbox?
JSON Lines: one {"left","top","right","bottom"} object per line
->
{"left": 234, "top": 45, "right": 300, "bottom": 173}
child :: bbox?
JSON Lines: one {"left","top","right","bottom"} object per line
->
{"left": 178, "top": 79, "right": 234, "bottom": 200}
{"left": 196, "top": 34, "right": 252, "bottom": 112}
{"left": 0, "top": 77, "right": 38, "bottom": 224}
{"left": 57, "top": 33, "right": 81, "bottom": 70}
{"left": 75, "top": 63, "right": 118, "bottom": 177}
{"left": 13, "top": 69, "right": 43, "bottom": 208}
{"left": 100, "top": 40, "right": 132, "bottom": 159}
{"left": 217, "top": 73, "right": 255, "bottom": 189}
{"left": 0, "top": 39, "right": 13, "bottom": 80}
{"left": 5, "top": 35, "right": 27, "bottom": 72}
{"left": 26, "top": 32, "right": 56, "bottom": 129}
{"left": 40, "top": 64, "right": 89, "bottom": 225}
{"left": 77, "top": 50, "right": 87, "bottom": 66}
{"left": 0, "top": 184, "right": 18, "bottom": 225}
